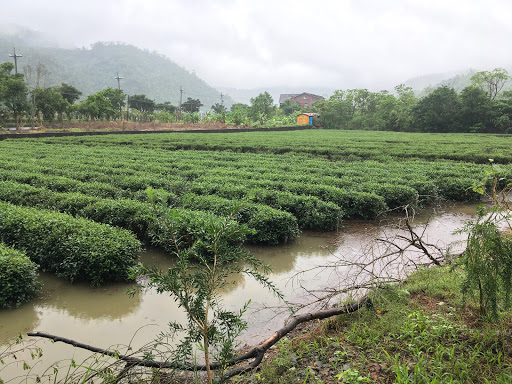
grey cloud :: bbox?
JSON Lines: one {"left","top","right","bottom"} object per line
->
{"left": 1, "top": 0, "right": 512, "bottom": 91}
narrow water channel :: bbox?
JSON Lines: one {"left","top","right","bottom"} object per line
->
{"left": 0, "top": 203, "right": 477, "bottom": 382}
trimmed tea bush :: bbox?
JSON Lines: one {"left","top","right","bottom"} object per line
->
{"left": 182, "top": 194, "right": 300, "bottom": 244}
{"left": 0, "top": 243, "right": 40, "bottom": 308}
{"left": 0, "top": 201, "right": 141, "bottom": 285}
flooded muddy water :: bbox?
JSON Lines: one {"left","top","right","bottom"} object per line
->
{"left": 0, "top": 203, "right": 478, "bottom": 382}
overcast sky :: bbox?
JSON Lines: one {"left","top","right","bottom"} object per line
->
{"left": 2, "top": 0, "right": 512, "bottom": 90}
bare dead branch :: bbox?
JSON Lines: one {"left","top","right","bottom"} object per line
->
{"left": 27, "top": 295, "right": 371, "bottom": 381}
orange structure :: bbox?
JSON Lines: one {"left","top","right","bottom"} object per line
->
{"left": 297, "top": 113, "right": 320, "bottom": 125}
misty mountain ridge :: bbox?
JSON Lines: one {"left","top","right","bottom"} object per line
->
{"left": 0, "top": 31, "right": 232, "bottom": 110}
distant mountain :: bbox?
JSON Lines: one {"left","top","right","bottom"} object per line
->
{"left": 217, "top": 86, "right": 334, "bottom": 106}
{"left": 0, "top": 32, "right": 233, "bottom": 111}
{"left": 403, "top": 71, "right": 461, "bottom": 94}
{"left": 404, "top": 68, "right": 512, "bottom": 96}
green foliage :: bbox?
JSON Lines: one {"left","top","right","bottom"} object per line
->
{"left": 0, "top": 243, "right": 40, "bottom": 308}
{"left": 250, "top": 92, "right": 275, "bottom": 123}
{"left": 0, "top": 63, "right": 28, "bottom": 122}
{"left": 456, "top": 165, "right": 512, "bottom": 320}
{"left": 279, "top": 99, "right": 302, "bottom": 116}
{"left": 129, "top": 93, "right": 155, "bottom": 113}
{"left": 181, "top": 97, "right": 202, "bottom": 113}
{"left": 181, "top": 193, "right": 300, "bottom": 244}
{"left": 33, "top": 86, "right": 68, "bottom": 123}
{"left": 471, "top": 68, "right": 509, "bottom": 100}
{"left": 458, "top": 206, "right": 512, "bottom": 320}
{"left": 56, "top": 83, "right": 82, "bottom": 104}
{"left": 0, "top": 201, "right": 141, "bottom": 285}
{"left": 131, "top": 188, "right": 282, "bottom": 383}
{"left": 79, "top": 91, "right": 115, "bottom": 120}
{"left": 412, "top": 86, "right": 462, "bottom": 133}
{"left": 211, "top": 102, "right": 226, "bottom": 114}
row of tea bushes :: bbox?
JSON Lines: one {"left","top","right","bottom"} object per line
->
{"left": 0, "top": 243, "right": 40, "bottom": 308}
{"left": 30, "top": 130, "right": 512, "bottom": 164}
{"left": 0, "top": 181, "right": 300, "bottom": 245}
{"left": 0, "top": 201, "right": 141, "bottom": 286}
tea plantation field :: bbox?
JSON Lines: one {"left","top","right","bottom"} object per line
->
{"left": 0, "top": 129, "right": 510, "bottom": 285}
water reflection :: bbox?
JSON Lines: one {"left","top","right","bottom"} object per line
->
{"left": 0, "top": 303, "right": 40, "bottom": 344}
{"left": 247, "top": 233, "right": 336, "bottom": 275}
{"left": 37, "top": 273, "right": 141, "bottom": 321}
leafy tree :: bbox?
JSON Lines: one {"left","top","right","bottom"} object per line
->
{"left": 393, "top": 84, "right": 417, "bottom": 131}
{"left": 156, "top": 101, "right": 177, "bottom": 113}
{"left": 100, "top": 87, "right": 126, "bottom": 119}
{"left": 470, "top": 68, "right": 509, "bottom": 100}
{"left": 211, "top": 103, "right": 226, "bottom": 114}
{"left": 129, "top": 94, "right": 155, "bottom": 113}
{"left": 412, "top": 86, "right": 461, "bottom": 133}
{"left": 24, "top": 63, "right": 51, "bottom": 126}
{"left": 279, "top": 99, "right": 302, "bottom": 116}
{"left": 0, "top": 62, "right": 28, "bottom": 125}
{"left": 250, "top": 92, "right": 275, "bottom": 124}
{"left": 316, "top": 90, "right": 353, "bottom": 129}
{"left": 34, "top": 87, "right": 68, "bottom": 123}
{"left": 181, "top": 97, "right": 203, "bottom": 113}
{"left": 56, "top": 83, "right": 82, "bottom": 104}
{"left": 460, "top": 86, "right": 492, "bottom": 132}
{"left": 79, "top": 92, "right": 115, "bottom": 120}
{"left": 228, "top": 103, "right": 249, "bottom": 126}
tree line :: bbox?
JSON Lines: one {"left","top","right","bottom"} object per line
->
{"left": 1, "top": 61, "right": 511, "bottom": 132}
{"left": 0, "top": 62, "right": 212, "bottom": 127}
{"left": 314, "top": 68, "right": 512, "bottom": 133}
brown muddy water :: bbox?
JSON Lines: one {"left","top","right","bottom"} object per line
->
{"left": 0, "top": 203, "right": 478, "bottom": 382}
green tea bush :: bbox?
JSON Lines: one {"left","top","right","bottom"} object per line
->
{"left": 0, "top": 243, "right": 40, "bottom": 308}
{"left": 371, "top": 184, "right": 418, "bottom": 210}
{"left": 436, "top": 177, "right": 483, "bottom": 201}
{"left": 182, "top": 194, "right": 300, "bottom": 244}
{"left": 148, "top": 205, "right": 250, "bottom": 262}
{"left": 80, "top": 198, "right": 154, "bottom": 239}
{"left": 0, "top": 201, "right": 141, "bottom": 285}
{"left": 190, "top": 182, "right": 343, "bottom": 230}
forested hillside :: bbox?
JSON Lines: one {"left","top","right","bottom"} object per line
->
{"left": 0, "top": 36, "right": 233, "bottom": 109}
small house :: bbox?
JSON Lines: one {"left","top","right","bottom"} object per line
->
{"left": 297, "top": 113, "right": 320, "bottom": 125}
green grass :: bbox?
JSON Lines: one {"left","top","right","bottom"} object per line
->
{"left": 236, "top": 266, "right": 512, "bottom": 383}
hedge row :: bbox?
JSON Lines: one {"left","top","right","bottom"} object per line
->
{"left": 180, "top": 193, "right": 300, "bottom": 244}
{"left": 0, "top": 181, "right": 299, "bottom": 245}
{"left": 0, "top": 201, "right": 141, "bottom": 285}
{"left": 187, "top": 183, "right": 344, "bottom": 230}
{"left": 0, "top": 243, "right": 40, "bottom": 308}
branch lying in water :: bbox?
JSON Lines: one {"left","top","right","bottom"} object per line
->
{"left": 27, "top": 295, "right": 371, "bottom": 380}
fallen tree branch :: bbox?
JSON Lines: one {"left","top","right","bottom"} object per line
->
{"left": 27, "top": 295, "right": 371, "bottom": 381}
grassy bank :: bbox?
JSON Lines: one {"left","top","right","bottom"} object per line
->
{"left": 238, "top": 266, "right": 512, "bottom": 383}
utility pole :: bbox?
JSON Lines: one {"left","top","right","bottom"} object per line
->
{"left": 115, "top": 72, "right": 123, "bottom": 90}
{"left": 9, "top": 47, "right": 22, "bottom": 75}
{"left": 220, "top": 93, "right": 225, "bottom": 123}
{"left": 179, "top": 86, "right": 184, "bottom": 120}
{"left": 114, "top": 72, "right": 123, "bottom": 121}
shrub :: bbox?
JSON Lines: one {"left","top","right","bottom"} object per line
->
{"left": 148, "top": 205, "right": 250, "bottom": 262}
{"left": 0, "top": 201, "right": 141, "bottom": 285}
{"left": 182, "top": 194, "right": 300, "bottom": 244}
{"left": 459, "top": 206, "right": 512, "bottom": 320}
{"left": 0, "top": 243, "right": 41, "bottom": 308}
